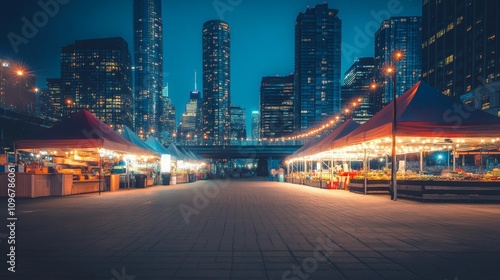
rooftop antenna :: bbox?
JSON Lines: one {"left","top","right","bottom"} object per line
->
{"left": 194, "top": 70, "right": 197, "bottom": 91}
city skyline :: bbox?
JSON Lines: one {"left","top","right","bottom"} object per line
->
{"left": 0, "top": 0, "right": 422, "bottom": 131}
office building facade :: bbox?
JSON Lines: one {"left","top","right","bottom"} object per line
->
{"left": 260, "top": 75, "right": 294, "bottom": 138}
{"left": 134, "top": 0, "right": 163, "bottom": 139}
{"left": 342, "top": 57, "right": 375, "bottom": 123}
{"left": 230, "top": 105, "right": 246, "bottom": 142}
{"left": 60, "top": 37, "right": 133, "bottom": 128}
{"left": 374, "top": 16, "right": 422, "bottom": 113}
{"left": 422, "top": 0, "right": 500, "bottom": 116}
{"left": 159, "top": 85, "right": 176, "bottom": 145}
{"left": 202, "top": 20, "right": 231, "bottom": 145}
{"left": 251, "top": 111, "right": 259, "bottom": 141}
{"left": 294, "top": 3, "right": 342, "bottom": 132}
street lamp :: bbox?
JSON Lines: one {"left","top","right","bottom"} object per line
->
{"left": 386, "top": 50, "right": 403, "bottom": 201}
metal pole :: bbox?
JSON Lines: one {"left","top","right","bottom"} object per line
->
{"left": 99, "top": 153, "right": 102, "bottom": 195}
{"left": 447, "top": 149, "right": 450, "bottom": 170}
{"left": 452, "top": 146, "right": 456, "bottom": 172}
{"left": 420, "top": 151, "right": 424, "bottom": 173}
{"left": 391, "top": 73, "right": 398, "bottom": 201}
{"left": 364, "top": 149, "right": 368, "bottom": 195}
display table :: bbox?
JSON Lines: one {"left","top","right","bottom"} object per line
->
{"left": 73, "top": 179, "right": 103, "bottom": 194}
{"left": 0, "top": 173, "right": 72, "bottom": 198}
{"left": 349, "top": 179, "right": 390, "bottom": 194}
{"left": 397, "top": 180, "right": 500, "bottom": 201}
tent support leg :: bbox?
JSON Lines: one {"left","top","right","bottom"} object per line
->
{"left": 364, "top": 149, "right": 368, "bottom": 195}
{"left": 420, "top": 151, "right": 424, "bottom": 173}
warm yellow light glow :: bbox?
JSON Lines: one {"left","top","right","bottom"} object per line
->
{"left": 394, "top": 51, "right": 403, "bottom": 61}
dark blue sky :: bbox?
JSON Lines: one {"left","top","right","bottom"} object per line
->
{"left": 0, "top": 0, "right": 421, "bottom": 127}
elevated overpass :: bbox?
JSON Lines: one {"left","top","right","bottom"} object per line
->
{"left": 180, "top": 144, "right": 302, "bottom": 159}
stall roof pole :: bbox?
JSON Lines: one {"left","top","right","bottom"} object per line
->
{"left": 420, "top": 151, "right": 424, "bottom": 173}
{"left": 452, "top": 147, "right": 456, "bottom": 172}
{"left": 364, "top": 149, "right": 368, "bottom": 195}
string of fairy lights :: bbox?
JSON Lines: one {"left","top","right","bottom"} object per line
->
{"left": 264, "top": 95, "right": 366, "bottom": 143}
{"left": 269, "top": 51, "right": 404, "bottom": 143}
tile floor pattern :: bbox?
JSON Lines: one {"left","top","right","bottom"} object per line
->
{"left": 1, "top": 177, "right": 500, "bottom": 279}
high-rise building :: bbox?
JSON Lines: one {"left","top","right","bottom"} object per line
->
{"left": 422, "top": 0, "right": 500, "bottom": 110}
{"left": 134, "top": 0, "right": 163, "bottom": 139}
{"left": 159, "top": 85, "right": 176, "bottom": 145}
{"left": 179, "top": 72, "right": 203, "bottom": 144}
{"left": 342, "top": 57, "right": 375, "bottom": 123}
{"left": 190, "top": 71, "right": 203, "bottom": 137}
{"left": 202, "top": 20, "right": 231, "bottom": 145}
{"left": 260, "top": 75, "right": 294, "bottom": 138}
{"left": 60, "top": 37, "right": 133, "bottom": 128}
{"left": 251, "top": 111, "right": 259, "bottom": 141}
{"left": 374, "top": 16, "right": 422, "bottom": 113}
{"left": 230, "top": 104, "right": 246, "bottom": 142}
{"left": 344, "top": 57, "right": 375, "bottom": 88}
{"left": 42, "top": 78, "right": 62, "bottom": 121}
{"left": 294, "top": 3, "right": 342, "bottom": 132}
{"left": 0, "top": 59, "right": 36, "bottom": 115}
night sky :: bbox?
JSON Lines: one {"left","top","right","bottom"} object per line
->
{"left": 0, "top": 0, "right": 421, "bottom": 128}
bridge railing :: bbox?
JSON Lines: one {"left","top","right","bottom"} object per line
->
{"left": 176, "top": 139, "right": 306, "bottom": 146}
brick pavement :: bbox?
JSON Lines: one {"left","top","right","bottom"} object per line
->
{"left": 1, "top": 177, "right": 500, "bottom": 279}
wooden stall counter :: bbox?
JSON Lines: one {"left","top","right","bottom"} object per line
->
{"left": 0, "top": 173, "right": 73, "bottom": 198}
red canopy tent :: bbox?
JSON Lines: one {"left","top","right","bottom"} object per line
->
{"left": 300, "top": 119, "right": 360, "bottom": 158}
{"left": 331, "top": 81, "right": 500, "bottom": 149}
{"left": 15, "top": 110, "right": 158, "bottom": 156}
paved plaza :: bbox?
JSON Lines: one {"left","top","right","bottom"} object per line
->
{"left": 1, "top": 178, "right": 500, "bottom": 279}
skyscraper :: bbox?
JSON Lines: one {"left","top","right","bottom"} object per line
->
{"left": 60, "top": 37, "right": 133, "bottom": 128}
{"left": 179, "top": 74, "right": 203, "bottom": 144}
{"left": 190, "top": 71, "right": 203, "bottom": 137}
{"left": 0, "top": 59, "right": 36, "bottom": 115}
{"left": 422, "top": 0, "right": 500, "bottom": 108}
{"left": 39, "top": 78, "right": 62, "bottom": 121}
{"left": 260, "top": 75, "right": 294, "bottom": 138}
{"left": 202, "top": 20, "right": 231, "bottom": 145}
{"left": 374, "top": 16, "right": 421, "bottom": 113}
{"left": 159, "top": 85, "right": 176, "bottom": 145}
{"left": 251, "top": 111, "right": 260, "bottom": 141}
{"left": 294, "top": 3, "right": 342, "bottom": 132}
{"left": 229, "top": 104, "right": 246, "bottom": 142}
{"left": 342, "top": 57, "right": 375, "bottom": 123}
{"left": 134, "top": 0, "right": 163, "bottom": 139}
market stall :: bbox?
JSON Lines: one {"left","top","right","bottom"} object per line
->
{"left": 145, "top": 136, "right": 172, "bottom": 185}
{"left": 119, "top": 126, "right": 161, "bottom": 187}
{"left": 292, "top": 82, "right": 500, "bottom": 200}
{"left": 6, "top": 110, "right": 159, "bottom": 198}
{"left": 285, "top": 119, "right": 360, "bottom": 189}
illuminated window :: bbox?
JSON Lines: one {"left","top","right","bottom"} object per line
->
{"left": 445, "top": 55, "right": 454, "bottom": 65}
{"left": 446, "top": 23, "right": 454, "bottom": 31}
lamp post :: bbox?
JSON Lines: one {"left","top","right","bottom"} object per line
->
{"left": 386, "top": 51, "right": 403, "bottom": 201}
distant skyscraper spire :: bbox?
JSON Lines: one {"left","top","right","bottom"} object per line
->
{"left": 194, "top": 70, "right": 197, "bottom": 91}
